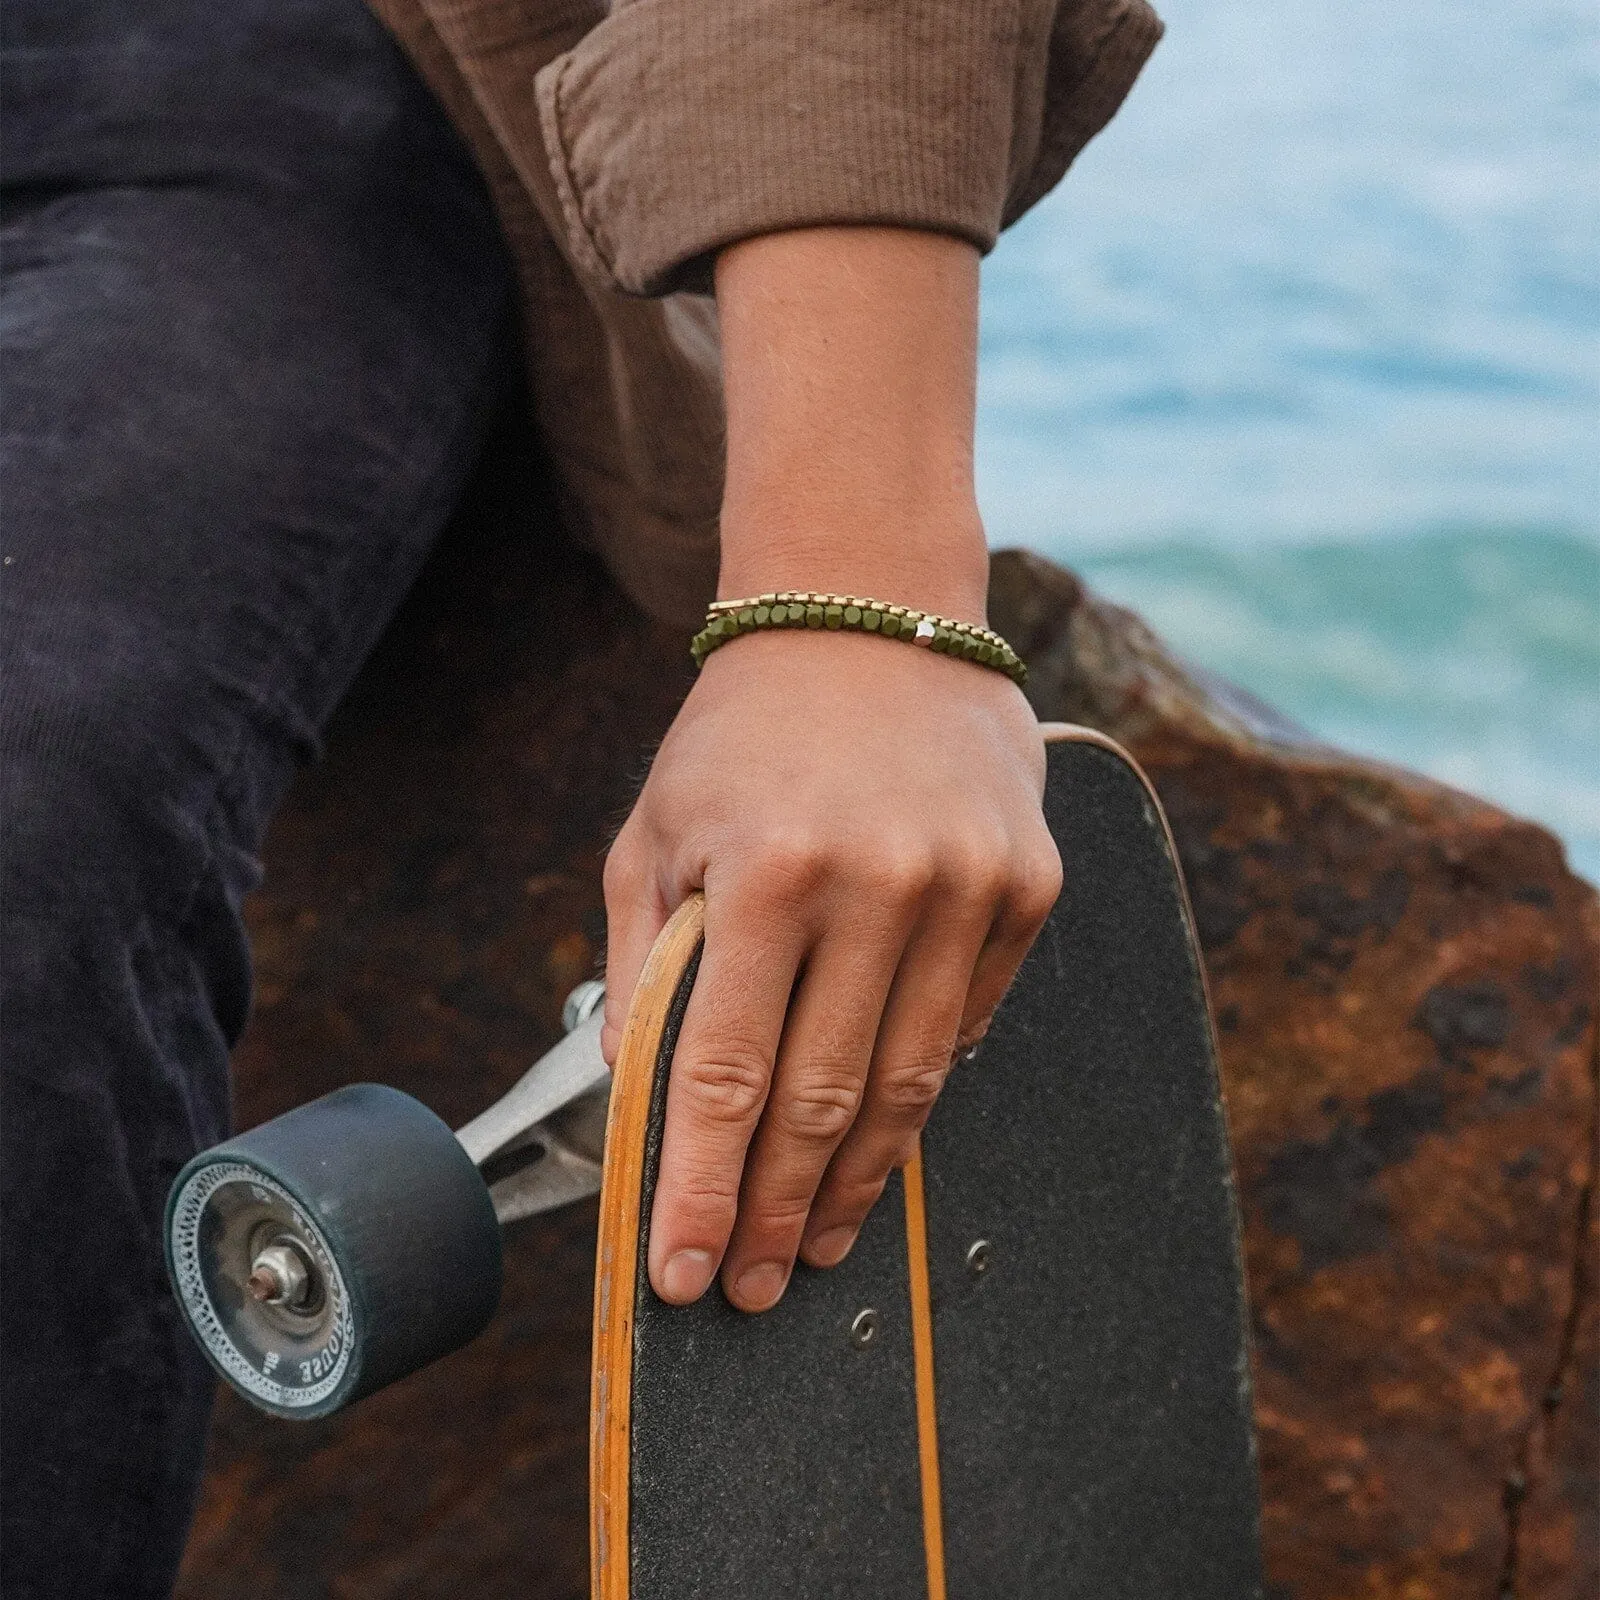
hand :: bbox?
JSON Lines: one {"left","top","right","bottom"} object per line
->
{"left": 601, "top": 626, "right": 1060, "bottom": 1311}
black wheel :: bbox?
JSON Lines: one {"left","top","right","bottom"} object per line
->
{"left": 165, "top": 1084, "right": 502, "bottom": 1419}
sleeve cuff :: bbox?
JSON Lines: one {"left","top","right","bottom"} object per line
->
{"left": 535, "top": 0, "right": 1161, "bottom": 298}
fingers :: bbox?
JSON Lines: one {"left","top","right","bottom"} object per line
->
{"left": 717, "top": 912, "right": 912, "bottom": 1310}
{"left": 624, "top": 807, "right": 1061, "bottom": 1311}
{"left": 600, "top": 826, "right": 671, "bottom": 1066}
{"left": 645, "top": 884, "right": 808, "bottom": 1306}
{"left": 955, "top": 831, "right": 1063, "bottom": 1048}
{"left": 800, "top": 833, "right": 1061, "bottom": 1267}
{"left": 797, "top": 900, "right": 990, "bottom": 1268}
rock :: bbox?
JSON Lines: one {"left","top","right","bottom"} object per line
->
{"left": 176, "top": 506, "right": 1597, "bottom": 1598}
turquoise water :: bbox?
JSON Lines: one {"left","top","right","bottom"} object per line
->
{"left": 976, "top": 0, "right": 1600, "bottom": 882}
{"left": 1077, "top": 534, "right": 1600, "bottom": 883}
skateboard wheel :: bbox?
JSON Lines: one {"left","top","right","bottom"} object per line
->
{"left": 164, "top": 1084, "right": 502, "bottom": 1420}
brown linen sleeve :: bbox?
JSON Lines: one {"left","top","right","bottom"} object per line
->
{"left": 535, "top": 0, "right": 1163, "bottom": 298}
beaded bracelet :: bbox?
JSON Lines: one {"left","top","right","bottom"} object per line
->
{"left": 690, "top": 591, "right": 1027, "bottom": 686}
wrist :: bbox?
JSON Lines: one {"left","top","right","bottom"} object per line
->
{"left": 715, "top": 226, "right": 988, "bottom": 623}
{"left": 693, "top": 589, "right": 1027, "bottom": 686}
{"left": 717, "top": 502, "right": 991, "bottom": 625}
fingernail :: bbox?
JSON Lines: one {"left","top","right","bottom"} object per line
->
{"left": 659, "top": 1248, "right": 714, "bottom": 1303}
{"left": 805, "top": 1225, "right": 858, "bottom": 1268}
{"left": 732, "top": 1261, "right": 787, "bottom": 1311}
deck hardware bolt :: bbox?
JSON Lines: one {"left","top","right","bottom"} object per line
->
{"left": 849, "top": 1308, "right": 879, "bottom": 1348}
{"left": 966, "top": 1239, "right": 992, "bottom": 1277}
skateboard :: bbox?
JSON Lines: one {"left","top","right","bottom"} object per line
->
{"left": 166, "top": 725, "right": 1262, "bottom": 1597}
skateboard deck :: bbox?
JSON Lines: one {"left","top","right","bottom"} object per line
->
{"left": 592, "top": 725, "right": 1263, "bottom": 1599}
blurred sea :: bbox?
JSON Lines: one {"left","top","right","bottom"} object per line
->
{"left": 975, "top": 0, "right": 1600, "bottom": 882}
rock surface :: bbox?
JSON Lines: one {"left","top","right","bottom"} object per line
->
{"left": 177, "top": 497, "right": 1596, "bottom": 1599}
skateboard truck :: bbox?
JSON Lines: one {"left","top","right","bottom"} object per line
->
{"left": 457, "top": 978, "right": 610, "bottom": 1225}
{"left": 164, "top": 982, "right": 615, "bottom": 1420}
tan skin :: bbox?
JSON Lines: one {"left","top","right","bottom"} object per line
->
{"left": 601, "top": 226, "right": 1063, "bottom": 1313}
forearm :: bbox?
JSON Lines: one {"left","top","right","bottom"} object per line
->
{"left": 715, "top": 226, "right": 991, "bottom": 621}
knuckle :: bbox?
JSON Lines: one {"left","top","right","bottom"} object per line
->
{"left": 776, "top": 1071, "right": 864, "bottom": 1146}
{"left": 603, "top": 838, "right": 646, "bottom": 899}
{"left": 666, "top": 1175, "right": 740, "bottom": 1237}
{"left": 1013, "top": 844, "right": 1065, "bottom": 925}
{"left": 867, "top": 841, "right": 936, "bottom": 902}
{"left": 679, "top": 1046, "right": 771, "bottom": 1125}
{"left": 878, "top": 1052, "right": 952, "bottom": 1116}
{"left": 937, "top": 834, "right": 1011, "bottom": 903}
{"left": 749, "top": 832, "right": 827, "bottom": 898}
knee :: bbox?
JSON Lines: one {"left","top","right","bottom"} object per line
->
{"left": 0, "top": 645, "right": 255, "bottom": 927}
{"left": 1, "top": 649, "right": 260, "bottom": 1065}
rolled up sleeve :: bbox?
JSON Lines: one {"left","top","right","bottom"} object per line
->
{"left": 535, "top": 0, "right": 1162, "bottom": 297}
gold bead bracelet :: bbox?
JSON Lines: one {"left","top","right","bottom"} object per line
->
{"left": 690, "top": 592, "right": 1027, "bottom": 686}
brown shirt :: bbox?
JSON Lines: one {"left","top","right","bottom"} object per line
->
{"left": 367, "top": 0, "right": 1162, "bottom": 626}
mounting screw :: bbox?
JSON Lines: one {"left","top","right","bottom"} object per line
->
{"left": 966, "top": 1239, "right": 992, "bottom": 1277}
{"left": 849, "top": 1308, "right": 879, "bottom": 1348}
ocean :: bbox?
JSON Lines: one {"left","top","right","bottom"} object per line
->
{"left": 975, "top": 0, "right": 1600, "bottom": 883}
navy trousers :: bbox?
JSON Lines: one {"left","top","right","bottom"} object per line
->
{"left": 0, "top": 3, "right": 516, "bottom": 1592}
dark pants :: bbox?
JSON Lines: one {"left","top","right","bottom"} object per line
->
{"left": 0, "top": 3, "right": 516, "bottom": 1592}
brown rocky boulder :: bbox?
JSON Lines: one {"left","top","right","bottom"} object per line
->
{"left": 177, "top": 501, "right": 1596, "bottom": 1598}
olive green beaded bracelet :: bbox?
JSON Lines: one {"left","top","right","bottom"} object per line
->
{"left": 690, "top": 591, "right": 1027, "bottom": 686}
